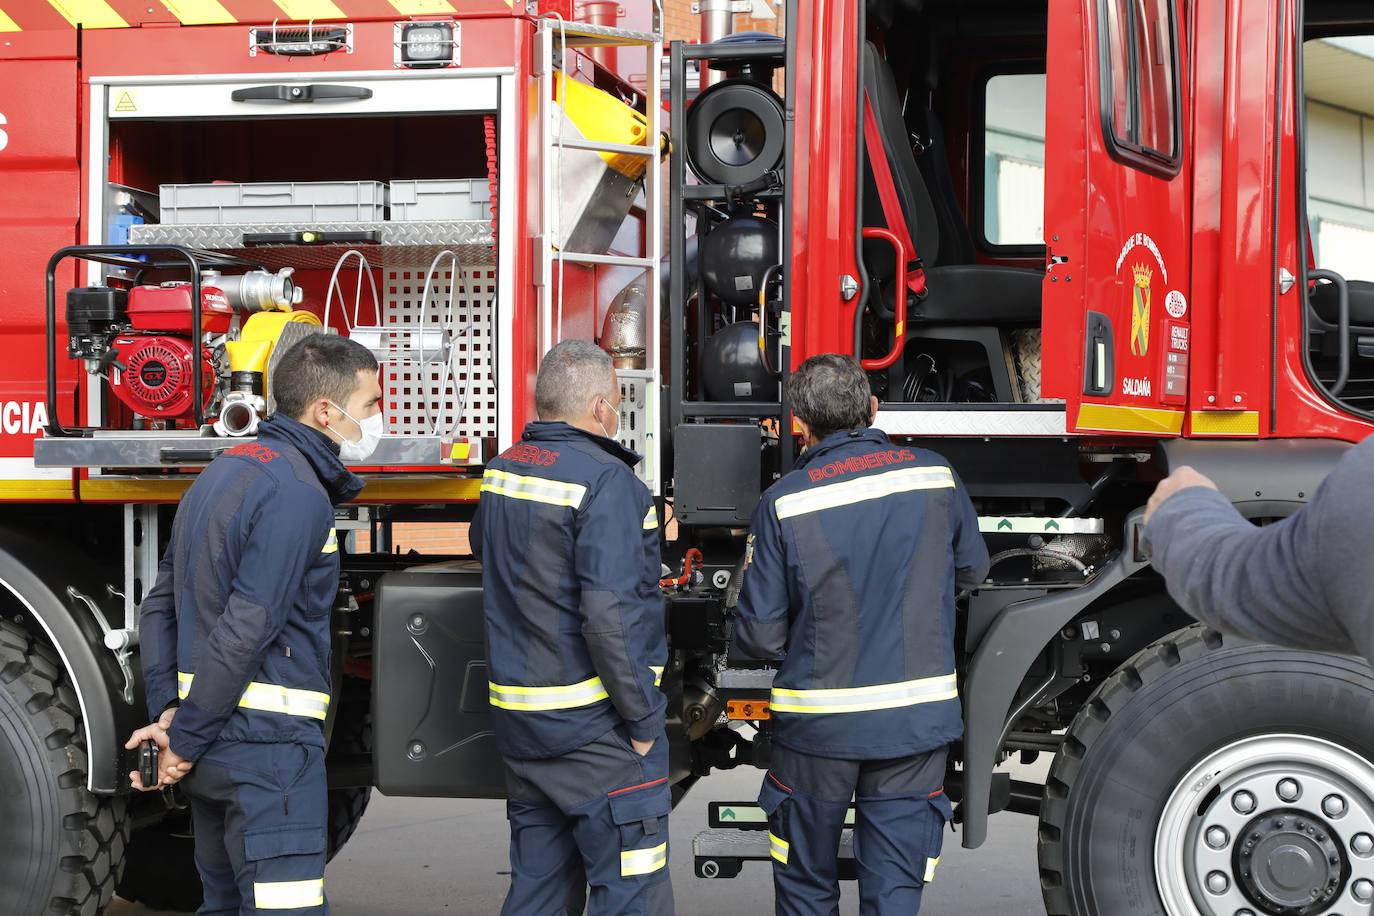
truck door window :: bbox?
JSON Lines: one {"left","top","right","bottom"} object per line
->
{"left": 1099, "top": 0, "right": 1180, "bottom": 174}
{"left": 983, "top": 73, "right": 1046, "bottom": 246}
{"left": 1304, "top": 37, "right": 1374, "bottom": 283}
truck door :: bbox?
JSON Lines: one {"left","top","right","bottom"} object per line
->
{"left": 1042, "top": 0, "right": 1193, "bottom": 436}
{"left": 0, "top": 33, "right": 79, "bottom": 499}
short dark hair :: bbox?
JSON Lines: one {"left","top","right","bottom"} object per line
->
{"left": 272, "top": 335, "right": 379, "bottom": 420}
{"left": 788, "top": 354, "right": 872, "bottom": 439}
{"left": 535, "top": 340, "right": 615, "bottom": 420}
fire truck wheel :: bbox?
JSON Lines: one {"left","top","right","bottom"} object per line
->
{"left": 1038, "top": 624, "right": 1374, "bottom": 916}
{"left": 0, "top": 617, "right": 128, "bottom": 916}
{"left": 325, "top": 678, "right": 374, "bottom": 856}
{"left": 118, "top": 680, "right": 375, "bottom": 911}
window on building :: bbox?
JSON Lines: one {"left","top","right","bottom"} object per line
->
{"left": 984, "top": 73, "right": 1046, "bottom": 246}
{"left": 1100, "top": 0, "right": 1179, "bottom": 172}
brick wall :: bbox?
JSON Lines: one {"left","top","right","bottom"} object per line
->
{"left": 353, "top": 523, "right": 471, "bottom": 555}
{"left": 662, "top": 0, "right": 785, "bottom": 44}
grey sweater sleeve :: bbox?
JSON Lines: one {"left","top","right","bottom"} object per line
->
{"left": 1145, "top": 477, "right": 1357, "bottom": 656}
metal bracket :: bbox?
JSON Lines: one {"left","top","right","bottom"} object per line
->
{"left": 68, "top": 586, "right": 136, "bottom": 706}
{"left": 1279, "top": 267, "right": 1296, "bottom": 295}
{"left": 840, "top": 274, "right": 859, "bottom": 301}
{"left": 124, "top": 504, "right": 160, "bottom": 631}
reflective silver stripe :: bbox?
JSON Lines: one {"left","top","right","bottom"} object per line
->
{"left": 643, "top": 507, "right": 658, "bottom": 530}
{"left": 488, "top": 675, "right": 609, "bottom": 711}
{"left": 254, "top": 878, "right": 324, "bottom": 909}
{"left": 774, "top": 465, "right": 956, "bottom": 521}
{"left": 770, "top": 673, "right": 958, "bottom": 714}
{"left": 178, "top": 672, "right": 330, "bottom": 721}
{"left": 620, "top": 841, "right": 668, "bottom": 876}
{"left": 769, "top": 832, "right": 789, "bottom": 865}
{"left": 480, "top": 468, "right": 587, "bottom": 509}
{"left": 650, "top": 665, "right": 664, "bottom": 686}
{"left": 924, "top": 856, "right": 940, "bottom": 882}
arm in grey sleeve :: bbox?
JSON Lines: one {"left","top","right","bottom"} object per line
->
{"left": 1145, "top": 484, "right": 1354, "bottom": 654}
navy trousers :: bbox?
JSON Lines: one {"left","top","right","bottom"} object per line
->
{"left": 758, "top": 743, "right": 952, "bottom": 916}
{"left": 501, "top": 724, "right": 675, "bottom": 916}
{"left": 180, "top": 741, "right": 330, "bottom": 915}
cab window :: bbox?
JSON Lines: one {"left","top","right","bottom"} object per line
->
{"left": 1099, "top": 0, "right": 1180, "bottom": 173}
{"left": 983, "top": 73, "right": 1047, "bottom": 247}
{"left": 1305, "top": 37, "right": 1374, "bottom": 283}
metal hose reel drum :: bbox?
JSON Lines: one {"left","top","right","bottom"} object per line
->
{"left": 686, "top": 33, "right": 785, "bottom": 186}
{"left": 685, "top": 78, "right": 785, "bottom": 186}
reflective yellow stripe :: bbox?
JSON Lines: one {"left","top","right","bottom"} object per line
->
{"left": 178, "top": 672, "right": 330, "bottom": 721}
{"left": 924, "top": 856, "right": 940, "bottom": 882}
{"left": 770, "top": 673, "right": 958, "bottom": 714}
{"left": 164, "top": 0, "right": 236, "bottom": 24}
{"left": 488, "top": 675, "right": 609, "bottom": 711}
{"left": 620, "top": 841, "right": 667, "bottom": 876}
{"left": 1076, "top": 403, "right": 1184, "bottom": 435}
{"left": 0, "top": 7, "right": 20, "bottom": 30}
{"left": 480, "top": 469, "right": 588, "bottom": 510}
{"left": 271, "top": 0, "right": 346, "bottom": 19}
{"left": 774, "top": 466, "right": 955, "bottom": 521}
{"left": 769, "top": 832, "right": 789, "bottom": 865}
{"left": 643, "top": 507, "right": 659, "bottom": 530}
{"left": 47, "top": 0, "right": 127, "bottom": 28}
{"left": 650, "top": 665, "right": 664, "bottom": 686}
{"left": 1189, "top": 410, "right": 1260, "bottom": 436}
{"left": 389, "top": 0, "right": 457, "bottom": 12}
{"left": 322, "top": 529, "right": 338, "bottom": 554}
{"left": 254, "top": 879, "right": 324, "bottom": 910}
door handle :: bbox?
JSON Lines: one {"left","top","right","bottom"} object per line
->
{"left": 1083, "top": 311, "right": 1114, "bottom": 396}
{"left": 1310, "top": 268, "right": 1350, "bottom": 397}
{"left": 231, "top": 85, "right": 373, "bottom": 104}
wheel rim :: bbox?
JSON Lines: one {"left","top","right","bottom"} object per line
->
{"left": 1156, "top": 734, "right": 1374, "bottom": 916}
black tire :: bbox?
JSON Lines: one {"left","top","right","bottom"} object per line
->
{"left": 325, "top": 678, "right": 373, "bottom": 856}
{"left": 1038, "top": 624, "right": 1374, "bottom": 916}
{"left": 118, "top": 679, "right": 373, "bottom": 911}
{"left": 0, "top": 617, "right": 128, "bottom": 916}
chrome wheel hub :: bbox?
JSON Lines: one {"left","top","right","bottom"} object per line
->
{"left": 1155, "top": 735, "right": 1374, "bottom": 916}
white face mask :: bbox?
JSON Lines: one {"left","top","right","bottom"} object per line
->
{"left": 595, "top": 397, "right": 619, "bottom": 440}
{"left": 327, "top": 401, "right": 385, "bottom": 462}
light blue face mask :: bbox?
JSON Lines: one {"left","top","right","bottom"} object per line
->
{"left": 327, "top": 401, "right": 385, "bottom": 462}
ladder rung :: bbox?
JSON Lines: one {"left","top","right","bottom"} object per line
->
{"left": 558, "top": 137, "right": 658, "bottom": 158}
{"left": 555, "top": 251, "right": 656, "bottom": 268}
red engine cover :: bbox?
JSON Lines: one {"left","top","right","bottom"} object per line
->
{"left": 110, "top": 334, "right": 213, "bottom": 419}
{"left": 127, "top": 282, "right": 233, "bottom": 334}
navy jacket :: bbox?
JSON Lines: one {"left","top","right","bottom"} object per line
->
{"left": 139, "top": 414, "right": 363, "bottom": 762}
{"left": 472, "top": 421, "right": 667, "bottom": 760}
{"left": 735, "top": 427, "right": 989, "bottom": 759}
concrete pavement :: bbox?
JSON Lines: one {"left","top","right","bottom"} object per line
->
{"left": 109, "top": 763, "right": 1046, "bottom": 915}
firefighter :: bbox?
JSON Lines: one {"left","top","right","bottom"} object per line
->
{"left": 124, "top": 335, "right": 383, "bottom": 915}
{"left": 471, "top": 339, "right": 673, "bottom": 916}
{"left": 734, "top": 353, "right": 989, "bottom": 916}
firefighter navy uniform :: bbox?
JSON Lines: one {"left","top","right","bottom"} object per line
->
{"left": 734, "top": 427, "right": 990, "bottom": 916}
{"left": 139, "top": 413, "right": 363, "bottom": 916}
{"left": 472, "top": 421, "right": 673, "bottom": 916}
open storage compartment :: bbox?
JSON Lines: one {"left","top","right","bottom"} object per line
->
{"left": 35, "top": 72, "right": 510, "bottom": 474}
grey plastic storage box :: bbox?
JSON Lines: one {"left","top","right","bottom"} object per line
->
{"left": 159, "top": 181, "right": 389, "bottom": 225}
{"left": 390, "top": 179, "right": 491, "bottom": 222}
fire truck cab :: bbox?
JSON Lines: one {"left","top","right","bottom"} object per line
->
{"left": 1, "top": 0, "right": 1374, "bottom": 914}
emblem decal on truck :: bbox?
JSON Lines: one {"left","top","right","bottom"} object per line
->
{"left": 1130, "top": 263, "right": 1153, "bottom": 356}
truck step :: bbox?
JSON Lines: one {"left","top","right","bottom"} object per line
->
{"left": 693, "top": 827, "right": 855, "bottom": 879}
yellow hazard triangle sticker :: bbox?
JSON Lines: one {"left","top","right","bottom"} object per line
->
{"left": 114, "top": 92, "right": 137, "bottom": 113}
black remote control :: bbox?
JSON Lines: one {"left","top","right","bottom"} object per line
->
{"left": 138, "top": 739, "right": 158, "bottom": 789}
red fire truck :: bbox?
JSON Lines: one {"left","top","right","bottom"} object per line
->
{"left": 1, "top": 0, "right": 1372, "bottom": 913}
